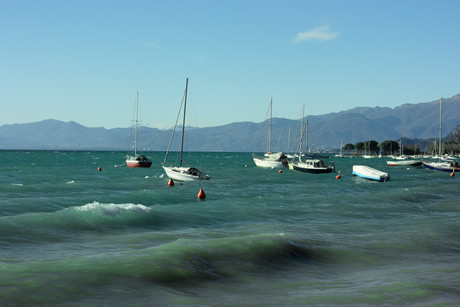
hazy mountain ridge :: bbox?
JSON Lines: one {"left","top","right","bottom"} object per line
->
{"left": 1, "top": 94, "right": 459, "bottom": 151}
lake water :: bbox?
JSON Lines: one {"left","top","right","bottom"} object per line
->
{"left": 0, "top": 151, "right": 459, "bottom": 305}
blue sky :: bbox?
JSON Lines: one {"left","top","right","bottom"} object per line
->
{"left": 1, "top": 0, "right": 459, "bottom": 129}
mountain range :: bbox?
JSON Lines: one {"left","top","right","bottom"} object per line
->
{"left": 1, "top": 94, "right": 459, "bottom": 152}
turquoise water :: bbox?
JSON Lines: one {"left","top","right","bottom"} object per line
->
{"left": 0, "top": 151, "right": 459, "bottom": 305}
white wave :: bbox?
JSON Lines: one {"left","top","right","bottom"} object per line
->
{"left": 74, "top": 201, "right": 151, "bottom": 216}
{"left": 11, "top": 183, "right": 23, "bottom": 186}
{"left": 66, "top": 180, "right": 75, "bottom": 184}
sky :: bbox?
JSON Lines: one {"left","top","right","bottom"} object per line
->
{"left": 1, "top": 0, "right": 459, "bottom": 129}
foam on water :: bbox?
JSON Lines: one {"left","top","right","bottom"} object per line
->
{"left": 74, "top": 201, "right": 152, "bottom": 215}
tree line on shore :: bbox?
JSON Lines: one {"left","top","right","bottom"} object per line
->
{"left": 342, "top": 139, "right": 460, "bottom": 156}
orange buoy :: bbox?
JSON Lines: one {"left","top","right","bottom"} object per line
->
{"left": 197, "top": 188, "right": 206, "bottom": 200}
{"left": 451, "top": 171, "right": 455, "bottom": 177}
{"left": 336, "top": 174, "right": 341, "bottom": 179}
{"left": 97, "top": 166, "right": 102, "bottom": 171}
{"left": 168, "top": 178, "right": 175, "bottom": 186}
{"left": 278, "top": 169, "right": 283, "bottom": 173}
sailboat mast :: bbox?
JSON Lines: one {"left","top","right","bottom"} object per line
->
{"left": 305, "top": 119, "right": 309, "bottom": 153}
{"left": 269, "top": 98, "right": 272, "bottom": 153}
{"left": 439, "top": 97, "right": 442, "bottom": 157}
{"left": 300, "top": 104, "right": 304, "bottom": 156}
{"left": 180, "top": 78, "right": 189, "bottom": 167}
{"left": 135, "top": 91, "right": 139, "bottom": 156}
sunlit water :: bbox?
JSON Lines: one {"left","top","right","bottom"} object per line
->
{"left": 0, "top": 151, "right": 459, "bottom": 305}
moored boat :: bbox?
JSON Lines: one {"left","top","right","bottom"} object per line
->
{"left": 422, "top": 160, "right": 460, "bottom": 173}
{"left": 252, "top": 98, "right": 288, "bottom": 168}
{"left": 126, "top": 91, "right": 152, "bottom": 168}
{"left": 292, "top": 159, "right": 335, "bottom": 173}
{"left": 126, "top": 154, "right": 153, "bottom": 168}
{"left": 352, "top": 165, "right": 390, "bottom": 182}
{"left": 253, "top": 152, "right": 288, "bottom": 168}
{"left": 386, "top": 159, "right": 422, "bottom": 167}
{"left": 162, "top": 78, "right": 210, "bottom": 181}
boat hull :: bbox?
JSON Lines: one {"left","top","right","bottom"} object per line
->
{"left": 292, "top": 162, "right": 334, "bottom": 173}
{"left": 352, "top": 165, "right": 390, "bottom": 182}
{"left": 126, "top": 161, "right": 152, "bottom": 168}
{"left": 126, "top": 155, "right": 152, "bottom": 168}
{"left": 163, "top": 166, "right": 210, "bottom": 181}
{"left": 253, "top": 157, "right": 286, "bottom": 168}
{"left": 386, "top": 160, "right": 422, "bottom": 167}
{"left": 422, "top": 161, "right": 460, "bottom": 172}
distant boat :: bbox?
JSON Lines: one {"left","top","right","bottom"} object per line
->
{"left": 386, "top": 159, "right": 422, "bottom": 167}
{"left": 362, "top": 140, "right": 374, "bottom": 158}
{"left": 162, "top": 78, "right": 210, "bottom": 181}
{"left": 422, "top": 98, "right": 456, "bottom": 172}
{"left": 305, "top": 153, "right": 330, "bottom": 159}
{"left": 252, "top": 98, "right": 288, "bottom": 168}
{"left": 386, "top": 140, "right": 422, "bottom": 166}
{"left": 352, "top": 165, "right": 390, "bottom": 182}
{"left": 335, "top": 138, "right": 345, "bottom": 158}
{"left": 126, "top": 91, "right": 152, "bottom": 168}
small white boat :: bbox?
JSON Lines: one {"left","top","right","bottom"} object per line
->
{"left": 252, "top": 98, "right": 288, "bottom": 168}
{"left": 386, "top": 159, "right": 422, "bottom": 167}
{"left": 352, "top": 165, "right": 390, "bottom": 182}
{"left": 253, "top": 152, "right": 288, "bottom": 168}
{"left": 163, "top": 166, "right": 210, "bottom": 181}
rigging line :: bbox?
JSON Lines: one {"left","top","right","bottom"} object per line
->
{"left": 163, "top": 92, "right": 186, "bottom": 165}
{"left": 180, "top": 78, "right": 189, "bottom": 167}
{"left": 127, "top": 93, "right": 137, "bottom": 155}
{"left": 256, "top": 100, "right": 273, "bottom": 153}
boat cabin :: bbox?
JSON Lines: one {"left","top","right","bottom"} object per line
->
{"left": 306, "top": 159, "right": 326, "bottom": 168}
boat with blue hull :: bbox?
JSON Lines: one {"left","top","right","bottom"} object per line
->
{"left": 352, "top": 165, "right": 390, "bottom": 182}
{"left": 422, "top": 160, "right": 460, "bottom": 173}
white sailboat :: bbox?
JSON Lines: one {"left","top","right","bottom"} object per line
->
{"left": 162, "top": 78, "right": 210, "bottom": 181}
{"left": 252, "top": 98, "right": 288, "bottom": 168}
{"left": 126, "top": 91, "right": 152, "bottom": 168}
{"left": 422, "top": 98, "right": 458, "bottom": 172}
{"left": 335, "top": 138, "right": 345, "bottom": 158}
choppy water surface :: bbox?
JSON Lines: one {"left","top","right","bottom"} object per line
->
{"left": 0, "top": 151, "right": 459, "bottom": 305}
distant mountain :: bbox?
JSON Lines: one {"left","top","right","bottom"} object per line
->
{"left": 1, "top": 94, "right": 459, "bottom": 151}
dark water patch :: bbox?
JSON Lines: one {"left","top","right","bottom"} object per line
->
{"left": 0, "top": 233, "right": 319, "bottom": 304}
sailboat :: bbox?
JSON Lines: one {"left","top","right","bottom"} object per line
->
{"left": 422, "top": 98, "right": 460, "bottom": 172}
{"left": 335, "top": 138, "right": 345, "bottom": 158}
{"left": 126, "top": 91, "right": 152, "bottom": 168}
{"left": 291, "top": 119, "right": 335, "bottom": 173}
{"left": 162, "top": 78, "right": 210, "bottom": 181}
{"left": 252, "top": 98, "right": 288, "bottom": 168}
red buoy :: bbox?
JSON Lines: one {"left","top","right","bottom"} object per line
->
{"left": 278, "top": 169, "right": 283, "bottom": 173}
{"left": 451, "top": 171, "right": 455, "bottom": 177}
{"left": 197, "top": 188, "right": 206, "bottom": 200}
{"left": 97, "top": 166, "right": 102, "bottom": 171}
{"left": 168, "top": 178, "right": 175, "bottom": 186}
{"left": 336, "top": 174, "right": 341, "bottom": 179}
